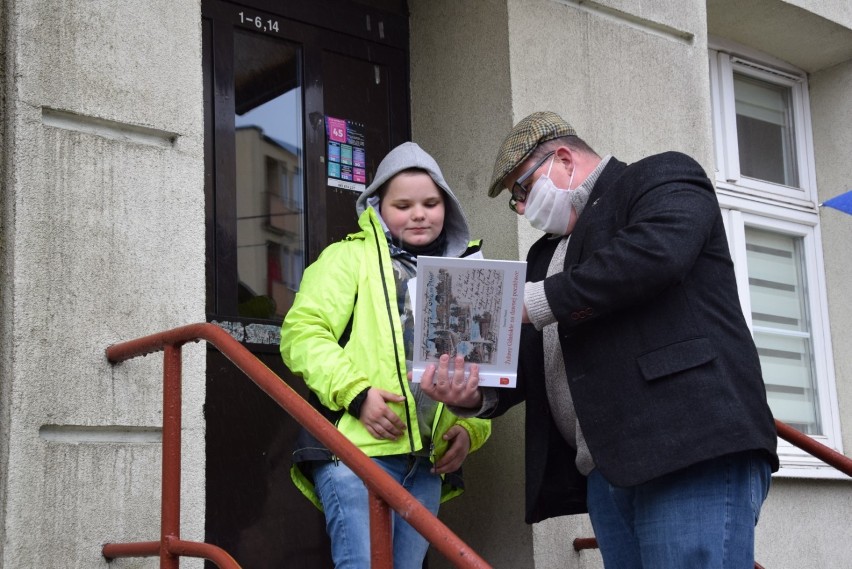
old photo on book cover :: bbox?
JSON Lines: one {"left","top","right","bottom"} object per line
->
{"left": 411, "top": 256, "right": 526, "bottom": 388}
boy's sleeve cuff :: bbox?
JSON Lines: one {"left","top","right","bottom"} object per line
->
{"left": 347, "top": 387, "right": 371, "bottom": 418}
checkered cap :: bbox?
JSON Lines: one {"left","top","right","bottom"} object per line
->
{"left": 488, "top": 111, "right": 577, "bottom": 197}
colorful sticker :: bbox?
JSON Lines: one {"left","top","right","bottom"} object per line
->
{"left": 325, "top": 116, "right": 367, "bottom": 193}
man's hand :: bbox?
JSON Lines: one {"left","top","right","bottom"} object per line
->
{"left": 419, "top": 354, "right": 482, "bottom": 409}
{"left": 432, "top": 425, "right": 471, "bottom": 474}
{"left": 359, "top": 388, "right": 406, "bottom": 440}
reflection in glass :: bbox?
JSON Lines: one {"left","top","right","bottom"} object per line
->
{"left": 746, "top": 227, "right": 820, "bottom": 434}
{"left": 234, "top": 30, "right": 305, "bottom": 320}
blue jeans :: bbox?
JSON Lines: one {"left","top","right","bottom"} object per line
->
{"left": 586, "top": 451, "right": 772, "bottom": 569}
{"left": 313, "top": 455, "right": 441, "bottom": 569}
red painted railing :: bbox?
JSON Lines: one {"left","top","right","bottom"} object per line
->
{"left": 102, "top": 322, "right": 852, "bottom": 567}
{"left": 101, "top": 322, "right": 491, "bottom": 569}
{"left": 773, "top": 420, "right": 852, "bottom": 476}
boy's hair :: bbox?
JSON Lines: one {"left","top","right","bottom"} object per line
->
{"left": 375, "top": 167, "right": 433, "bottom": 202}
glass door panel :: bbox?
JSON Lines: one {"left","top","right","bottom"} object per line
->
{"left": 233, "top": 30, "right": 305, "bottom": 320}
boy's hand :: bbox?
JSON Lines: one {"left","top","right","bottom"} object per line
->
{"left": 360, "top": 388, "right": 406, "bottom": 440}
{"left": 432, "top": 425, "right": 471, "bottom": 474}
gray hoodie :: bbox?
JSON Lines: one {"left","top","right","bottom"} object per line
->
{"left": 355, "top": 142, "right": 472, "bottom": 257}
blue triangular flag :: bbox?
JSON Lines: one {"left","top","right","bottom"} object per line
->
{"left": 821, "top": 190, "right": 852, "bottom": 216}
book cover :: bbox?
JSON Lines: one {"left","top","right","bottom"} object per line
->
{"left": 411, "top": 256, "right": 526, "bottom": 388}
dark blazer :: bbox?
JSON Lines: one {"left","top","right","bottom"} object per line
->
{"left": 488, "top": 152, "right": 779, "bottom": 524}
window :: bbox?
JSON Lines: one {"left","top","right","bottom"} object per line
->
{"left": 292, "top": 166, "right": 303, "bottom": 210}
{"left": 709, "top": 43, "right": 816, "bottom": 205}
{"left": 710, "top": 40, "right": 843, "bottom": 477}
{"left": 266, "top": 242, "right": 300, "bottom": 319}
{"left": 745, "top": 227, "right": 818, "bottom": 434}
{"left": 279, "top": 163, "right": 290, "bottom": 202}
{"left": 734, "top": 74, "right": 798, "bottom": 187}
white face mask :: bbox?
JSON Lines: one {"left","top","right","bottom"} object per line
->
{"left": 523, "top": 155, "right": 589, "bottom": 235}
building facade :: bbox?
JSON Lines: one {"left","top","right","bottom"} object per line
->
{"left": 1, "top": 1, "right": 850, "bottom": 567}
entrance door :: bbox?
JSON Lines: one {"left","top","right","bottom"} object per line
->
{"left": 202, "top": 1, "right": 409, "bottom": 566}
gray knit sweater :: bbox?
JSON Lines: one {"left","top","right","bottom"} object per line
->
{"left": 521, "top": 155, "right": 611, "bottom": 475}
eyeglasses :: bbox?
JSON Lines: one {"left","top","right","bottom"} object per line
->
{"left": 508, "top": 151, "right": 555, "bottom": 212}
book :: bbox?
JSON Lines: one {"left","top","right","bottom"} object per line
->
{"left": 410, "top": 255, "right": 526, "bottom": 388}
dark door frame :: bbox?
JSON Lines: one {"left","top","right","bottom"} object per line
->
{"left": 203, "top": 0, "right": 410, "bottom": 338}
{"left": 200, "top": 2, "right": 411, "bottom": 566}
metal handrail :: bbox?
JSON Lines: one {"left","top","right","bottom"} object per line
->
{"left": 773, "top": 419, "right": 852, "bottom": 475}
{"left": 102, "top": 322, "right": 852, "bottom": 567}
{"left": 573, "top": 419, "right": 852, "bottom": 558}
{"left": 101, "top": 322, "right": 491, "bottom": 569}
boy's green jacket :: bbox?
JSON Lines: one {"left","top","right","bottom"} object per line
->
{"left": 281, "top": 205, "right": 491, "bottom": 510}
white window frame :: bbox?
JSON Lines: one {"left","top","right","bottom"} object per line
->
{"left": 711, "top": 39, "right": 844, "bottom": 478}
{"left": 709, "top": 39, "right": 818, "bottom": 208}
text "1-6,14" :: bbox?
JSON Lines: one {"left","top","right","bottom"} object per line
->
{"left": 238, "top": 12, "right": 280, "bottom": 33}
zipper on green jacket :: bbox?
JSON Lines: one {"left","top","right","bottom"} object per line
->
{"left": 368, "top": 215, "right": 416, "bottom": 453}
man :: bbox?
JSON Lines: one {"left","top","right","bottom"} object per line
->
{"left": 421, "top": 111, "right": 779, "bottom": 568}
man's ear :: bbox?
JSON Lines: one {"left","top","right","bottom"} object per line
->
{"left": 548, "top": 147, "right": 574, "bottom": 180}
{"left": 553, "top": 145, "right": 574, "bottom": 167}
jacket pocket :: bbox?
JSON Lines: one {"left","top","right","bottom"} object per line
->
{"left": 637, "top": 337, "right": 716, "bottom": 381}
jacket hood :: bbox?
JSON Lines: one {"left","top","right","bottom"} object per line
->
{"left": 356, "top": 142, "right": 471, "bottom": 257}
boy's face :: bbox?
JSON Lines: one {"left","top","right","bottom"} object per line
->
{"left": 380, "top": 172, "right": 446, "bottom": 249}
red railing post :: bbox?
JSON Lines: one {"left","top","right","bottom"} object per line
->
{"left": 573, "top": 537, "right": 598, "bottom": 551}
{"left": 161, "top": 343, "right": 183, "bottom": 569}
{"left": 369, "top": 490, "right": 394, "bottom": 569}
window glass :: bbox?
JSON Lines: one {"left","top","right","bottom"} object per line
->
{"left": 233, "top": 30, "right": 305, "bottom": 320}
{"left": 746, "top": 227, "right": 820, "bottom": 434}
{"left": 734, "top": 73, "right": 799, "bottom": 187}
